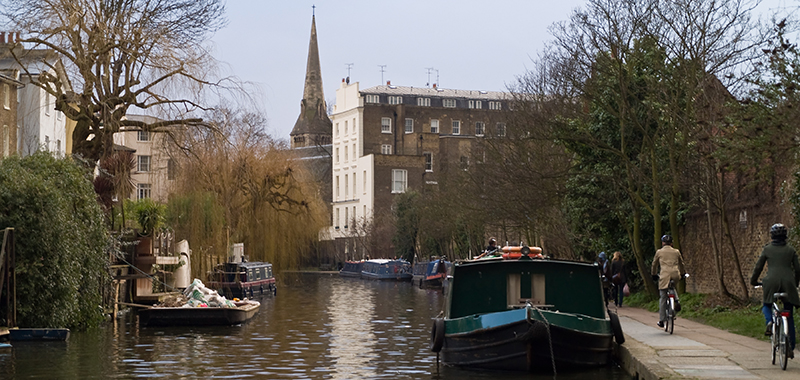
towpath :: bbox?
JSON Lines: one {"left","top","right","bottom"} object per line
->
{"left": 615, "top": 306, "right": 800, "bottom": 379}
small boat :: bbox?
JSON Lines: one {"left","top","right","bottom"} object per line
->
{"left": 339, "top": 260, "right": 364, "bottom": 277}
{"left": 361, "top": 259, "right": 412, "bottom": 281}
{"left": 138, "top": 300, "right": 260, "bottom": 327}
{"left": 8, "top": 328, "right": 70, "bottom": 341}
{"left": 430, "top": 246, "right": 624, "bottom": 372}
{"left": 412, "top": 258, "right": 451, "bottom": 288}
{"left": 207, "top": 261, "right": 277, "bottom": 299}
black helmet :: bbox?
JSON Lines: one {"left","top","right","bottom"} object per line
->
{"left": 770, "top": 223, "right": 787, "bottom": 239}
{"left": 661, "top": 235, "right": 673, "bottom": 244}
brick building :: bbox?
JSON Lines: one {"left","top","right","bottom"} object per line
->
{"left": 0, "top": 71, "right": 21, "bottom": 158}
{"left": 327, "top": 80, "right": 508, "bottom": 258}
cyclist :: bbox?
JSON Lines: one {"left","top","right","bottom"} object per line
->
{"left": 651, "top": 234, "right": 686, "bottom": 328}
{"left": 749, "top": 223, "right": 800, "bottom": 359}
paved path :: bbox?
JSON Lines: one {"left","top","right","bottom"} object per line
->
{"left": 614, "top": 306, "right": 800, "bottom": 379}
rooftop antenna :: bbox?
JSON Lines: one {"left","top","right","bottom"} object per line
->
{"left": 345, "top": 63, "right": 353, "bottom": 84}
{"left": 435, "top": 69, "right": 440, "bottom": 88}
{"left": 312, "top": 4, "right": 315, "bottom": 16}
{"left": 378, "top": 64, "right": 387, "bottom": 84}
{"left": 425, "top": 67, "right": 435, "bottom": 87}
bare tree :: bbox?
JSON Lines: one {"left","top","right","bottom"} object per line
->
{"left": 0, "top": 0, "right": 229, "bottom": 168}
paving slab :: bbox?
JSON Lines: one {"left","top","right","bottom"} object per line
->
{"left": 614, "top": 306, "right": 800, "bottom": 379}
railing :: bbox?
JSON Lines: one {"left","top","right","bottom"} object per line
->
{"left": 1, "top": 228, "right": 16, "bottom": 327}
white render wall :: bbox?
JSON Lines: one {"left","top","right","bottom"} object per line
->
{"left": 329, "top": 80, "right": 373, "bottom": 240}
{"left": 16, "top": 71, "right": 66, "bottom": 157}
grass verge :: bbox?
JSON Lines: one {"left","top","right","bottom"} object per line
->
{"left": 624, "top": 291, "right": 800, "bottom": 342}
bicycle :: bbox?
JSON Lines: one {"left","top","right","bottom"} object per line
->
{"left": 756, "top": 285, "right": 792, "bottom": 370}
{"left": 663, "top": 273, "right": 689, "bottom": 335}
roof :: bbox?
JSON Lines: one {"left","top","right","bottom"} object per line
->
{"left": 0, "top": 48, "right": 60, "bottom": 76}
{"left": 361, "top": 85, "right": 508, "bottom": 100}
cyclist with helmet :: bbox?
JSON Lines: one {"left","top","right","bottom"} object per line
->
{"left": 749, "top": 223, "right": 800, "bottom": 358}
{"left": 651, "top": 234, "right": 686, "bottom": 328}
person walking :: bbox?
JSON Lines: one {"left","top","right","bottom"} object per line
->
{"left": 750, "top": 223, "right": 800, "bottom": 359}
{"left": 651, "top": 235, "right": 686, "bottom": 328}
{"left": 610, "top": 251, "right": 626, "bottom": 307}
{"left": 597, "top": 252, "right": 611, "bottom": 306}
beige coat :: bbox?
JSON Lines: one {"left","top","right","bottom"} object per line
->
{"left": 651, "top": 245, "right": 686, "bottom": 290}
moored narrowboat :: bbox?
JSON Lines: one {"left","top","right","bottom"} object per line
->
{"left": 412, "top": 258, "right": 450, "bottom": 288}
{"left": 339, "top": 260, "right": 364, "bottom": 277}
{"left": 207, "top": 261, "right": 277, "bottom": 299}
{"left": 431, "top": 246, "right": 624, "bottom": 372}
{"left": 361, "top": 259, "right": 412, "bottom": 281}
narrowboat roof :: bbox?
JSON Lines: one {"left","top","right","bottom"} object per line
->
{"left": 235, "top": 262, "right": 272, "bottom": 269}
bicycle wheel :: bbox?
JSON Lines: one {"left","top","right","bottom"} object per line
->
{"left": 772, "top": 317, "right": 778, "bottom": 365}
{"left": 779, "top": 316, "right": 789, "bottom": 370}
{"left": 667, "top": 298, "right": 675, "bottom": 334}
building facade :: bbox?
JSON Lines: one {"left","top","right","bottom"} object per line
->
{"left": 328, "top": 81, "right": 508, "bottom": 254}
{"left": 113, "top": 114, "right": 177, "bottom": 202}
{"left": 0, "top": 72, "right": 21, "bottom": 158}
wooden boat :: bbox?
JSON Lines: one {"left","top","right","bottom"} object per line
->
{"left": 8, "top": 328, "right": 70, "bottom": 341}
{"left": 412, "top": 258, "right": 451, "bottom": 288}
{"left": 430, "top": 246, "right": 624, "bottom": 372}
{"left": 207, "top": 261, "right": 277, "bottom": 299}
{"left": 361, "top": 259, "right": 412, "bottom": 281}
{"left": 339, "top": 260, "right": 364, "bottom": 277}
{"left": 138, "top": 300, "right": 260, "bottom": 327}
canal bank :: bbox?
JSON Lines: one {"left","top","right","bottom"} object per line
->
{"left": 614, "top": 306, "right": 800, "bottom": 379}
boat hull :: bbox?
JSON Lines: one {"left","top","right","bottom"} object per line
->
{"left": 207, "top": 278, "right": 276, "bottom": 299}
{"left": 138, "top": 303, "right": 260, "bottom": 327}
{"left": 361, "top": 259, "right": 412, "bottom": 281}
{"left": 441, "top": 308, "right": 613, "bottom": 371}
{"left": 9, "top": 328, "right": 70, "bottom": 341}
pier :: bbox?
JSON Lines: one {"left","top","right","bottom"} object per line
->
{"left": 616, "top": 306, "right": 799, "bottom": 379}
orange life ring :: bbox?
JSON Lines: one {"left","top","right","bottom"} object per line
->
{"left": 501, "top": 246, "right": 544, "bottom": 260}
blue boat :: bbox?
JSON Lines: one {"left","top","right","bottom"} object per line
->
{"left": 9, "top": 328, "right": 70, "bottom": 341}
{"left": 339, "top": 260, "right": 364, "bottom": 277}
{"left": 361, "top": 259, "right": 412, "bottom": 281}
{"left": 412, "top": 258, "right": 451, "bottom": 288}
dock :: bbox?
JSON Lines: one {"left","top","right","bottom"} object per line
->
{"left": 616, "top": 306, "right": 800, "bottom": 379}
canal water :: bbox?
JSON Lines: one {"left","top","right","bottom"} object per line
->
{"left": 0, "top": 274, "right": 631, "bottom": 379}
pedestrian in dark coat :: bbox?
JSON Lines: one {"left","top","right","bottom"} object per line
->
{"left": 750, "top": 223, "right": 800, "bottom": 356}
{"left": 610, "top": 251, "right": 626, "bottom": 307}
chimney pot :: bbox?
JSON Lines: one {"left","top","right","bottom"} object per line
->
{"left": 15, "top": 32, "right": 20, "bottom": 43}
{"left": 433, "top": 83, "right": 437, "bottom": 89}
{"left": 387, "top": 80, "right": 391, "bottom": 85}
{"left": 0, "top": 33, "right": 5, "bottom": 44}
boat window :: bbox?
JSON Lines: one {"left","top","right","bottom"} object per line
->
{"left": 507, "top": 273, "right": 546, "bottom": 308}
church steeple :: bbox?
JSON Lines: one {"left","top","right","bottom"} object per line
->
{"left": 290, "top": 13, "right": 332, "bottom": 149}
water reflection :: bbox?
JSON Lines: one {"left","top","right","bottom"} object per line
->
{"left": 0, "top": 275, "right": 631, "bottom": 379}
{"left": 327, "top": 280, "right": 377, "bottom": 379}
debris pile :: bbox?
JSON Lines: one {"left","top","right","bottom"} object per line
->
{"left": 155, "top": 279, "right": 237, "bottom": 308}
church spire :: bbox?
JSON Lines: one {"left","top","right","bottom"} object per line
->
{"left": 290, "top": 12, "right": 332, "bottom": 148}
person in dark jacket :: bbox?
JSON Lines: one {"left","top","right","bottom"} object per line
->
{"left": 610, "top": 251, "right": 626, "bottom": 307}
{"left": 597, "top": 251, "right": 611, "bottom": 306}
{"left": 750, "top": 223, "right": 800, "bottom": 358}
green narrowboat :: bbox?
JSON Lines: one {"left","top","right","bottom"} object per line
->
{"left": 431, "top": 248, "right": 624, "bottom": 372}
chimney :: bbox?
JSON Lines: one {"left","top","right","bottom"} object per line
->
{"left": 15, "top": 32, "right": 20, "bottom": 43}
{"left": 0, "top": 33, "right": 5, "bottom": 44}
{"left": 433, "top": 83, "right": 437, "bottom": 89}
{"left": 386, "top": 80, "right": 391, "bottom": 86}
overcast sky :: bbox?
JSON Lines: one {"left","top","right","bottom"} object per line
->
{"left": 209, "top": 0, "right": 794, "bottom": 141}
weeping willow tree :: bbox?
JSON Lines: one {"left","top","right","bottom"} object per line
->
{"left": 166, "top": 108, "right": 327, "bottom": 276}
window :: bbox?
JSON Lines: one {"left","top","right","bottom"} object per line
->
{"left": 138, "top": 130, "right": 151, "bottom": 142}
{"left": 443, "top": 98, "right": 456, "bottom": 108}
{"left": 336, "top": 176, "right": 340, "bottom": 198}
{"left": 345, "top": 146, "right": 348, "bottom": 162}
{"left": 417, "top": 97, "right": 430, "bottom": 106}
{"left": 452, "top": 120, "right": 461, "bottom": 135}
{"left": 392, "top": 169, "right": 407, "bottom": 193}
{"left": 137, "top": 155, "right": 151, "bottom": 172}
{"left": 353, "top": 143, "right": 356, "bottom": 160}
{"left": 366, "top": 94, "right": 380, "bottom": 103}
{"left": 469, "top": 100, "right": 482, "bottom": 109}
{"left": 388, "top": 96, "right": 403, "bottom": 105}
{"left": 137, "top": 183, "right": 152, "bottom": 200}
{"left": 496, "top": 123, "right": 506, "bottom": 137}
{"left": 2, "top": 125, "right": 8, "bottom": 157}
{"left": 336, "top": 208, "right": 340, "bottom": 228}
{"left": 44, "top": 92, "right": 50, "bottom": 116}
{"left": 335, "top": 148, "right": 339, "bottom": 163}
{"left": 344, "top": 208, "right": 349, "bottom": 229}
{"left": 405, "top": 118, "right": 414, "bottom": 133}
{"left": 345, "top": 174, "right": 349, "bottom": 198}
{"left": 381, "top": 117, "right": 392, "bottom": 133}
{"left": 363, "top": 170, "right": 367, "bottom": 194}
{"left": 335, "top": 123, "right": 339, "bottom": 137}
{"left": 489, "top": 101, "right": 502, "bottom": 110}
{"left": 424, "top": 152, "right": 433, "bottom": 172}
{"left": 475, "top": 122, "right": 485, "bottom": 136}
{"left": 168, "top": 159, "right": 176, "bottom": 180}
{"left": 56, "top": 139, "right": 61, "bottom": 155}
{"left": 344, "top": 120, "right": 348, "bottom": 135}
{"left": 353, "top": 172, "right": 357, "bottom": 197}
{"left": 430, "top": 119, "right": 439, "bottom": 134}
{"left": 3, "top": 84, "right": 9, "bottom": 109}
{"left": 381, "top": 144, "right": 392, "bottom": 155}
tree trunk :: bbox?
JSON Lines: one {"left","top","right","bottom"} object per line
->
{"left": 706, "top": 196, "right": 731, "bottom": 297}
